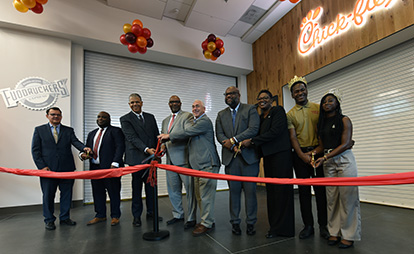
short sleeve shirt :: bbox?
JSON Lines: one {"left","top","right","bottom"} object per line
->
{"left": 286, "top": 101, "right": 319, "bottom": 147}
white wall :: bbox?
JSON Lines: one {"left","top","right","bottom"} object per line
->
{"left": 0, "top": 28, "right": 84, "bottom": 207}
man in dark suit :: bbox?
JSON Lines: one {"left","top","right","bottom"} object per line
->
{"left": 216, "top": 86, "right": 260, "bottom": 236}
{"left": 160, "top": 100, "right": 221, "bottom": 236}
{"left": 81, "top": 111, "right": 125, "bottom": 226}
{"left": 120, "top": 93, "right": 162, "bottom": 227}
{"left": 31, "top": 107, "right": 91, "bottom": 230}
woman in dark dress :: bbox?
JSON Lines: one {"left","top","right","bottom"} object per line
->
{"left": 311, "top": 89, "right": 361, "bottom": 249}
{"left": 242, "top": 89, "right": 294, "bottom": 238}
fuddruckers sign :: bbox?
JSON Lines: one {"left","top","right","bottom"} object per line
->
{"left": 298, "top": 0, "right": 396, "bottom": 55}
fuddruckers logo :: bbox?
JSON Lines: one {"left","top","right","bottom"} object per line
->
{"left": 0, "top": 77, "right": 69, "bottom": 111}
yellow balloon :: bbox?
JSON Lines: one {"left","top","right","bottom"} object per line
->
{"left": 123, "top": 23, "right": 132, "bottom": 34}
{"left": 207, "top": 41, "right": 216, "bottom": 52}
{"left": 21, "top": 0, "right": 36, "bottom": 8}
{"left": 13, "top": 0, "right": 29, "bottom": 13}
{"left": 204, "top": 50, "right": 212, "bottom": 59}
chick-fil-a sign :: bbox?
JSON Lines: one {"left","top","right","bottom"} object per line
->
{"left": 298, "top": 0, "right": 396, "bottom": 55}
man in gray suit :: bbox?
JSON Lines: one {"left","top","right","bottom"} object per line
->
{"left": 160, "top": 100, "right": 220, "bottom": 237}
{"left": 216, "top": 86, "right": 260, "bottom": 236}
{"left": 161, "top": 95, "right": 196, "bottom": 229}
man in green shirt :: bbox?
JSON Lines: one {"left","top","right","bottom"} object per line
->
{"left": 286, "top": 76, "right": 328, "bottom": 240}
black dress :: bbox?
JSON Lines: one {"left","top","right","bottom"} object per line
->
{"left": 252, "top": 106, "right": 295, "bottom": 236}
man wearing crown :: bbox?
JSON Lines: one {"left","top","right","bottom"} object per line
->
{"left": 286, "top": 76, "right": 329, "bottom": 240}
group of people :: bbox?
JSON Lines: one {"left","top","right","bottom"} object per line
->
{"left": 30, "top": 76, "right": 361, "bottom": 247}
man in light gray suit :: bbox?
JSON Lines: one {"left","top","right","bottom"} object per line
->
{"left": 216, "top": 86, "right": 260, "bottom": 236}
{"left": 161, "top": 95, "right": 197, "bottom": 229}
{"left": 160, "top": 100, "right": 220, "bottom": 237}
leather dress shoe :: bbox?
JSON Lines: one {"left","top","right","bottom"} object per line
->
{"left": 338, "top": 240, "right": 354, "bottom": 249}
{"left": 132, "top": 217, "right": 141, "bottom": 227}
{"left": 166, "top": 217, "right": 184, "bottom": 225}
{"left": 87, "top": 217, "right": 107, "bottom": 225}
{"left": 184, "top": 220, "right": 196, "bottom": 230}
{"left": 299, "top": 225, "right": 314, "bottom": 239}
{"left": 320, "top": 226, "right": 330, "bottom": 239}
{"left": 327, "top": 236, "right": 341, "bottom": 246}
{"left": 246, "top": 224, "right": 256, "bottom": 235}
{"left": 111, "top": 218, "right": 120, "bottom": 226}
{"left": 232, "top": 224, "right": 241, "bottom": 235}
{"left": 60, "top": 219, "right": 76, "bottom": 226}
{"left": 146, "top": 213, "right": 163, "bottom": 221}
{"left": 45, "top": 221, "right": 56, "bottom": 230}
{"left": 265, "top": 232, "right": 277, "bottom": 239}
{"left": 192, "top": 224, "right": 213, "bottom": 237}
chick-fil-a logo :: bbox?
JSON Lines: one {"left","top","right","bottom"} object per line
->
{"left": 298, "top": 0, "right": 396, "bottom": 55}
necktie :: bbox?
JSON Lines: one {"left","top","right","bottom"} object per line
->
{"left": 138, "top": 114, "right": 144, "bottom": 124}
{"left": 232, "top": 109, "right": 237, "bottom": 129}
{"left": 53, "top": 126, "right": 58, "bottom": 143}
{"left": 168, "top": 114, "right": 176, "bottom": 133}
{"left": 93, "top": 128, "right": 104, "bottom": 160}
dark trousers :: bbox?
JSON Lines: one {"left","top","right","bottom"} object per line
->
{"left": 131, "top": 169, "right": 154, "bottom": 218}
{"left": 90, "top": 164, "right": 121, "bottom": 219}
{"left": 40, "top": 177, "right": 74, "bottom": 223}
{"left": 292, "top": 149, "right": 327, "bottom": 228}
{"left": 225, "top": 156, "right": 259, "bottom": 225}
{"left": 264, "top": 150, "right": 295, "bottom": 237}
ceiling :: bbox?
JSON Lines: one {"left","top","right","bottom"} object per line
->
{"left": 106, "top": 0, "right": 300, "bottom": 44}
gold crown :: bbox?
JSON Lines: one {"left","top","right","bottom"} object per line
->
{"left": 288, "top": 75, "right": 307, "bottom": 90}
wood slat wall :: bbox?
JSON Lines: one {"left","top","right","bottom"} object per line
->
{"left": 246, "top": 0, "right": 414, "bottom": 103}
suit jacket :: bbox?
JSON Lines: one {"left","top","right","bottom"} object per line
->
{"left": 31, "top": 123, "right": 85, "bottom": 172}
{"left": 216, "top": 103, "right": 260, "bottom": 166}
{"left": 161, "top": 111, "right": 192, "bottom": 166}
{"left": 120, "top": 111, "right": 159, "bottom": 166}
{"left": 170, "top": 114, "right": 220, "bottom": 171}
{"left": 86, "top": 125, "right": 125, "bottom": 169}
{"left": 252, "top": 106, "right": 291, "bottom": 157}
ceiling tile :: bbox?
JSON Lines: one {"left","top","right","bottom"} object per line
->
{"left": 252, "top": 0, "right": 278, "bottom": 10}
{"left": 185, "top": 10, "right": 235, "bottom": 36}
{"left": 107, "top": 0, "right": 167, "bottom": 20}
{"left": 163, "top": 0, "right": 192, "bottom": 21}
{"left": 228, "top": 21, "right": 253, "bottom": 37}
{"left": 191, "top": 0, "right": 255, "bottom": 23}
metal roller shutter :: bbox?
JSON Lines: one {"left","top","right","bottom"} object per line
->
{"left": 83, "top": 51, "right": 234, "bottom": 203}
{"left": 307, "top": 39, "right": 414, "bottom": 209}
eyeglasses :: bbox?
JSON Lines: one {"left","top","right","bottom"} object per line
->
{"left": 49, "top": 114, "right": 62, "bottom": 117}
{"left": 223, "top": 91, "right": 238, "bottom": 96}
{"left": 257, "top": 96, "right": 271, "bottom": 101}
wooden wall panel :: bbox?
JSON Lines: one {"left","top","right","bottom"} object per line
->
{"left": 247, "top": 0, "right": 414, "bottom": 104}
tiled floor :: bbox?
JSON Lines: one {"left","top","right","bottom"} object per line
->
{"left": 0, "top": 187, "right": 413, "bottom": 254}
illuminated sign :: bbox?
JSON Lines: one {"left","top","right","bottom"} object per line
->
{"left": 298, "top": 0, "right": 396, "bottom": 55}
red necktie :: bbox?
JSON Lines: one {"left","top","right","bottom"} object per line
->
{"left": 168, "top": 114, "right": 176, "bottom": 133}
{"left": 93, "top": 129, "right": 104, "bottom": 160}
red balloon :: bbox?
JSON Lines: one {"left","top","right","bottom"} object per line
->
{"left": 31, "top": 2, "right": 43, "bottom": 14}
{"left": 146, "top": 38, "right": 154, "bottom": 48}
{"left": 201, "top": 39, "right": 208, "bottom": 51}
{"left": 131, "top": 24, "right": 142, "bottom": 37}
{"left": 142, "top": 28, "right": 151, "bottom": 39}
{"left": 120, "top": 34, "right": 128, "bottom": 45}
{"left": 207, "top": 34, "right": 216, "bottom": 42}
{"left": 212, "top": 49, "right": 221, "bottom": 58}
{"left": 128, "top": 43, "right": 138, "bottom": 53}
{"left": 215, "top": 39, "right": 224, "bottom": 49}
{"left": 138, "top": 46, "right": 147, "bottom": 54}
{"left": 125, "top": 32, "right": 137, "bottom": 44}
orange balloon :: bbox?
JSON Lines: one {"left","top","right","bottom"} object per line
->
{"left": 207, "top": 41, "right": 216, "bottom": 52}
{"left": 136, "top": 36, "right": 147, "bottom": 48}
{"left": 123, "top": 23, "right": 132, "bottom": 34}
{"left": 13, "top": 0, "right": 29, "bottom": 12}
{"left": 21, "top": 0, "right": 36, "bottom": 8}
{"left": 211, "top": 56, "right": 217, "bottom": 61}
{"left": 36, "top": 0, "right": 48, "bottom": 4}
{"left": 204, "top": 50, "right": 212, "bottom": 59}
{"left": 132, "top": 19, "right": 143, "bottom": 28}
{"left": 220, "top": 47, "right": 225, "bottom": 55}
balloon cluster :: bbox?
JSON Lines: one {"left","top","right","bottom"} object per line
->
{"left": 201, "top": 34, "right": 225, "bottom": 61}
{"left": 120, "top": 19, "right": 154, "bottom": 54}
{"left": 13, "top": 0, "right": 47, "bottom": 14}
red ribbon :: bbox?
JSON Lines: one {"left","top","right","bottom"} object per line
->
{"left": 1, "top": 164, "right": 413, "bottom": 186}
